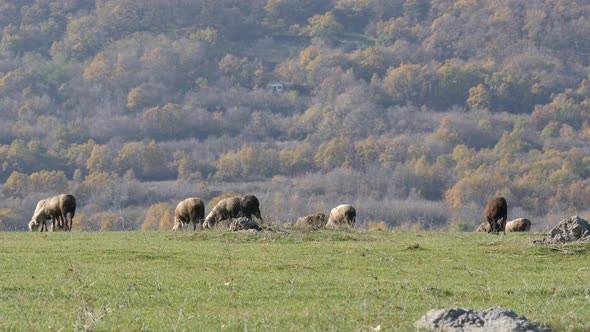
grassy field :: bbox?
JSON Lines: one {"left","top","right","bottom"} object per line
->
{"left": 1, "top": 229, "right": 589, "bottom": 331}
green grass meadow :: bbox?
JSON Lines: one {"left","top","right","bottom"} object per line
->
{"left": 1, "top": 230, "right": 589, "bottom": 331}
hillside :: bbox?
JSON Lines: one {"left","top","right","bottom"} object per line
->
{"left": 2, "top": 0, "right": 590, "bottom": 230}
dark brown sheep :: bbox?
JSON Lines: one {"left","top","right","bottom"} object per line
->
{"left": 240, "top": 195, "right": 263, "bottom": 221}
{"left": 172, "top": 198, "right": 205, "bottom": 231}
{"left": 484, "top": 197, "right": 507, "bottom": 234}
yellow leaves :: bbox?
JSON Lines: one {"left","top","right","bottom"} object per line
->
{"left": 142, "top": 203, "right": 173, "bottom": 231}
{"left": 444, "top": 171, "right": 509, "bottom": 209}
{"left": 493, "top": 128, "right": 525, "bottom": 159}
{"left": 279, "top": 143, "right": 313, "bottom": 174}
{"left": 355, "top": 135, "right": 382, "bottom": 168}
{"left": 467, "top": 84, "right": 490, "bottom": 111}
{"left": 215, "top": 151, "right": 241, "bottom": 180}
{"left": 215, "top": 145, "right": 280, "bottom": 180}
{"left": 426, "top": 116, "right": 460, "bottom": 145}
{"left": 29, "top": 170, "right": 69, "bottom": 193}
{"left": 2, "top": 170, "right": 68, "bottom": 198}
{"left": 314, "top": 136, "right": 354, "bottom": 171}
{"left": 2, "top": 171, "right": 31, "bottom": 198}
{"left": 303, "top": 12, "right": 343, "bottom": 39}
{"left": 83, "top": 52, "right": 109, "bottom": 82}
{"left": 451, "top": 145, "right": 473, "bottom": 162}
{"left": 299, "top": 46, "right": 320, "bottom": 68}
{"left": 141, "top": 104, "right": 182, "bottom": 131}
{"left": 454, "top": 0, "right": 479, "bottom": 13}
{"left": 86, "top": 145, "right": 113, "bottom": 174}
{"left": 126, "top": 87, "right": 143, "bottom": 109}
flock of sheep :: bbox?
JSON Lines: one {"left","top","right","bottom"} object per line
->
{"left": 27, "top": 193, "right": 528, "bottom": 233}
{"left": 171, "top": 195, "right": 357, "bottom": 231}
{"left": 26, "top": 193, "right": 357, "bottom": 232}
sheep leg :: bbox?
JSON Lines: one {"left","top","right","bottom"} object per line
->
{"left": 62, "top": 213, "right": 69, "bottom": 231}
{"left": 60, "top": 213, "right": 66, "bottom": 231}
{"left": 66, "top": 211, "right": 74, "bottom": 231}
{"left": 486, "top": 218, "right": 496, "bottom": 233}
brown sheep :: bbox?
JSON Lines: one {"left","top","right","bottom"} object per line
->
{"left": 203, "top": 196, "right": 242, "bottom": 228}
{"left": 203, "top": 195, "right": 264, "bottom": 229}
{"left": 173, "top": 198, "right": 205, "bottom": 231}
{"left": 505, "top": 218, "right": 531, "bottom": 232}
{"left": 295, "top": 213, "right": 327, "bottom": 228}
{"left": 484, "top": 197, "right": 507, "bottom": 234}
{"left": 326, "top": 204, "right": 356, "bottom": 227}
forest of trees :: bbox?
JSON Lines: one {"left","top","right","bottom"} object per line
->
{"left": 2, "top": 0, "right": 590, "bottom": 231}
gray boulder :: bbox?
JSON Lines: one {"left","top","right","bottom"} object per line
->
{"left": 542, "top": 216, "right": 590, "bottom": 244}
{"left": 229, "top": 217, "right": 262, "bottom": 232}
{"left": 415, "top": 307, "right": 551, "bottom": 332}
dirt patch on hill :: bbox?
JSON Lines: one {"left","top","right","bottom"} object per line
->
{"left": 537, "top": 216, "right": 590, "bottom": 245}
{"left": 414, "top": 307, "right": 551, "bottom": 331}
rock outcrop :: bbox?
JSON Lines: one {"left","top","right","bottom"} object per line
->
{"left": 414, "top": 307, "right": 551, "bottom": 332}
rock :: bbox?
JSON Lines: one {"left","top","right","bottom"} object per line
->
{"left": 414, "top": 307, "right": 552, "bottom": 332}
{"left": 295, "top": 213, "right": 327, "bottom": 228}
{"left": 542, "top": 216, "right": 590, "bottom": 244}
{"left": 229, "top": 217, "right": 262, "bottom": 232}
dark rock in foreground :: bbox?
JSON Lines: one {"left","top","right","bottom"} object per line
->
{"left": 415, "top": 307, "right": 552, "bottom": 332}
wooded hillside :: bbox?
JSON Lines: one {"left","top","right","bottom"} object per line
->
{"left": 1, "top": 0, "right": 590, "bottom": 230}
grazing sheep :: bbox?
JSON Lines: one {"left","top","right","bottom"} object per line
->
{"left": 505, "top": 218, "right": 531, "bottom": 232}
{"left": 326, "top": 204, "right": 356, "bottom": 227}
{"left": 295, "top": 213, "right": 327, "bottom": 228}
{"left": 172, "top": 198, "right": 205, "bottom": 231}
{"left": 29, "top": 194, "right": 76, "bottom": 232}
{"left": 484, "top": 197, "right": 507, "bottom": 234}
{"left": 203, "top": 196, "right": 242, "bottom": 229}
{"left": 240, "top": 195, "right": 263, "bottom": 221}
{"left": 203, "top": 195, "right": 264, "bottom": 229}
{"left": 44, "top": 194, "right": 76, "bottom": 231}
{"left": 29, "top": 199, "right": 49, "bottom": 232}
